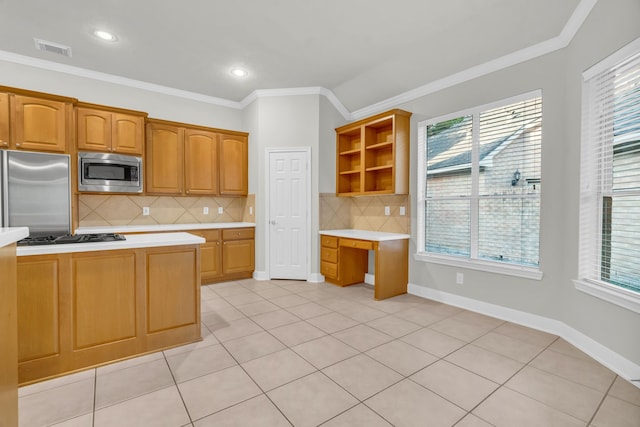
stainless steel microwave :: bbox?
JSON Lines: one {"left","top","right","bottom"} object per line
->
{"left": 78, "top": 152, "right": 143, "bottom": 193}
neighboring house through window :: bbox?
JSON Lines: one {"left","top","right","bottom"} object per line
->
{"left": 416, "top": 91, "right": 543, "bottom": 279}
{"left": 575, "top": 37, "right": 640, "bottom": 313}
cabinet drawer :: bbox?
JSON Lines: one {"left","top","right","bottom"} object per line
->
{"left": 321, "top": 235, "right": 338, "bottom": 248}
{"left": 339, "top": 238, "right": 373, "bottom": 250}
{"left": 191, "top": 229, "right": 220, "bottom": 242}
{"left": 321, "top": 261, "right": 338, "bottom": 279}
{"left": 321, "top": 247, "right": 338, "bottom": 263}
{"left": 222, "top": 228, "right": 254, "bottom": 241}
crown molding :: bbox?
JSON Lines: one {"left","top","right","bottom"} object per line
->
{"left": 0, "top": 0, "right": 596, "bottom": 121}
{"left": 349, "top": 0, "right": 598, "bottom": 120}
{"left": 239, "top": 86, "right": 352, "bottom": 120}
{"left": 0, "top": 49, "right": 243, "bottom": 109}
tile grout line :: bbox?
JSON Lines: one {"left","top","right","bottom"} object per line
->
{"left": 586, "top": 373, "right": 618, "bottom": 426}
{"left": 161, "top": 348, "right": 194, "bottom": 425}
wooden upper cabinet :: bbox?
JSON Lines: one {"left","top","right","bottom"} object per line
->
{"left": 146, "top": 121, "right": 184, "bottom": 194}
{"left": 146, "top": 119, "right": 248, "bottom": 197}
{"left": 219, "top": 133, "right": 248, "bottom": 195}
{"left": 0, "top": 93, "right": 10, "bottom": 149}
{"left": 77, "top": 104, "right": 145, "bottom": 155}
{"left": 10, "top": 94, "right": 72, "bottom": 153}
{"left": 336, "top": 109, "right": 411, "bottom": 196}
{"left": 184, "top": 128, "right": 219, "bottom": 195}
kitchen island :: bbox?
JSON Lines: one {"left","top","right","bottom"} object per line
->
{"left": 320, "top": 229, "right": 410, "bottom": 300}
{"left": 16, "top": 232, "right": 204, "bottom": 385}
{"left": 1, "top": 227, "right": 29, "bottom": 426}
{"left": 77, "top": 223, "right": 256, "bottom": 284}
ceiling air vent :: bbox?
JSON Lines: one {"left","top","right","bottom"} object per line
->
{"left": 34, "top": 38, "right": 72, "bottom": 57}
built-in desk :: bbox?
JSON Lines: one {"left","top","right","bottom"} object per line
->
{"left": 319, "top": 229, "right": 409, "bottom": 300}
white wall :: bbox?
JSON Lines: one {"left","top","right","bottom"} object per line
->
{"left": 398, "top": 0, "right": 640, "bottom": 369}
{"left": 242, "top": 95, "right": 321, "bottom": 276}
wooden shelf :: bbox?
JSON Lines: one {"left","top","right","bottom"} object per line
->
{"left": 365, "top": 165, "right": 392, "bottom": 172}
{"left": 335, "top": 109, "right": 411, "bottom": 196}
{"left": 339, "top": 148, "right": 361, "bottom": 156}
{"left": 340, "top": 169, "right": 361, "bottom": 175}
{"left": 366, "top": 141, "right": 393, "bottom": 151}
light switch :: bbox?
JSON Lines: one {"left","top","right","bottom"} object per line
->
{"left": 143, "top": 207, "right": 150, "bottom": 216}
{"left": 400, "top": 206, "right": 406, "bottom": 216}
{"left": 218, "top": 206, "right": 223, "bottom": 214}
{"left": 384, "top": 206, "right": 390, "bottom": 216}
{"left": 203, "top": 207, "right": 209, "bottom": 215}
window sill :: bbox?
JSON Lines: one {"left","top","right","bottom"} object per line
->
{"left": 573, "top": 278, "right": 640, "bottom": 314}
{"left": 413, "top": 252, "right": 543, "bottom": 280}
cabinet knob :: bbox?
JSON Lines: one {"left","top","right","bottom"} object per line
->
{"left": 15, "top": 142, "right": 21, "bottom": 147}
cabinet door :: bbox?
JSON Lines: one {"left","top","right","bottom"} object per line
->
{"left": 16, "top": 256, "right": 64, "bottom": 363}
{"left": 219, "top": 133, "right": 248, "bottom": 195}
{"left": 184, "top": 128, "right": 219, "bottom": 195}
{"left": 222, "top": 239, "right": 255, "bottom": 274}
{"left": 146, "top": 122, "right": 183, "bottom": 194}
{"left": 200, "top": 241, "right": 222, "bottom": 282}
{"left": 0, "top": 93, "right": 10, "bottom": 149}
{"left": 77, "top": 107, "right": 112, "bottom": 152}
{"left": 146, "top": 247, "right": 199, "bottom": 333}
{"left": 112, "top": 113, "right": 144, "bottom": 154}
{"left": 11, "top": 95, "right": 68, "bottom": 152}
{"left": 72, "top": 252, "right": 137, "bottom": 350}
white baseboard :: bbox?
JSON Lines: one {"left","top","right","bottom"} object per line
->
{"left": 308, "top": 273, "right": 324, "bottom": 283}
{"left": 365, "top": 273, "right": 375, "bottom": 286}
{"left": 253, "top": 271, "right": 269, "bottom": 281}
{"left": 408, "top": 283, "right": 640, "bottom": 385}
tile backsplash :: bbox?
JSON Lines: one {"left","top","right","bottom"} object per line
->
{"left": 319, "top": 193, "right": 410, "bottom": 234}
{"left": 78, "top": 194, "right": 255, "bottom": 227}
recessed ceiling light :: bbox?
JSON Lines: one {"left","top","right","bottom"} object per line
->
{"left": 230, "top": 68, "right": 248, "bottom": 78}
{"left": 93, "top": 30, "right": 117, "bottom": 42}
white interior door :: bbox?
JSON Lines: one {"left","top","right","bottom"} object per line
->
{"left": 268, "top": 149, "right": 310, "bottom": 280}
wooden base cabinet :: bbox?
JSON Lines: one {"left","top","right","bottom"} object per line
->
{"left": 222, "top": 228, "right": 255, "bottom": 279}
{"left": 191, "top": 230, "right": 222, "bottom": 283}
{"left": 16, "top": 245, "right": 201, "bottom": 385}
{"left": 0, "top": 243, "right": 18, "bottom": 427}
{"left": 192, "top": 228, "right": 254, "bottom": 284}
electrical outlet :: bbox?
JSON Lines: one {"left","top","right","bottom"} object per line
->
{"left": 456, "top": 272, "right": 464, "bottom": 285}
{"left": 218, "top": 206, "right": 223, "bottom": 214}
{"left": 203, "top": 207, "right": 209, "bottom": 215}
{"left": 400, "top": 206, "right": 406, "bottom": 216}
{"left": 249, "top": 206, "right": 253, "bottom": 215}
{"left": 384, "top": 206, "right": 390, "bottom": 216}
{"left": 142, "top": 207, "right": 150, "bottom": 216}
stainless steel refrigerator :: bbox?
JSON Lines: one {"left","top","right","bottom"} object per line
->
{"left": 1, "top": 150, "right": 71, "bottom": 237}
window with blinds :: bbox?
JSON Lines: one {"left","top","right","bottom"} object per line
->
{"left": 417, "top": 91, "right": 542, "bottom": 272}
{"left": 578, "top": 37, "right": 640, "bottom": 306}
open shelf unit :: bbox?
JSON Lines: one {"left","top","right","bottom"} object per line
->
{"left": 335, "top": 109, "right": 411, "bottom": 196}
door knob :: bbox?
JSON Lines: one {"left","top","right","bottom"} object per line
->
{"left": 270, "top": 220, "right": 277, "bottom": 225}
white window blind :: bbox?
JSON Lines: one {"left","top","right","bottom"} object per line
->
{"left": 418, "top": 92, "right": 542, "bottom": 272}
{"left": 579, "top": 38, "right": 640, "bottom": 301}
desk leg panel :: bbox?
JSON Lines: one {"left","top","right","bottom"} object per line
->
{"left": 374, "top": 240, "right": 408, "bottom": 300}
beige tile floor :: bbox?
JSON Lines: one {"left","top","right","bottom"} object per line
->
{"left": 18, "top": 279, "right": 640, "bottom": 427}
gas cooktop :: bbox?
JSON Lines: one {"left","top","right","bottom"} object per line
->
{"left": 18, "top": 233, "right": 126, "bottom": 246}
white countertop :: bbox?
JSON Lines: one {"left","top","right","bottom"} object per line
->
{"left": 319, "top": 229, "right": 410, "bottom": 241}
{"left": 0, "top": 227, "right": 29, "bottom": 248}
{"left": 17, "top": 232, "right": 205, "bottom": 256}
{"left": 76, "top": 222, "right": 256, "bottom": 234}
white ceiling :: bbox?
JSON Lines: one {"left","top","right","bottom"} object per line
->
{"left": 0, "top": 0, "right": 588, "bottom": 114}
